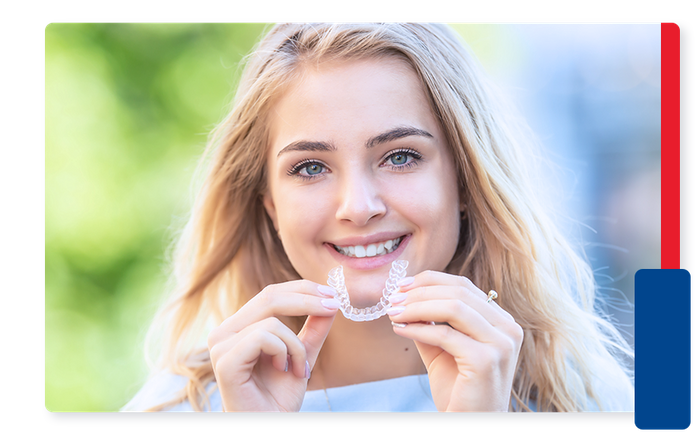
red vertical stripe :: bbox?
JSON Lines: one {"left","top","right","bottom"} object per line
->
{"left": 660, "top": 23, "right": 680, "bottom": 269}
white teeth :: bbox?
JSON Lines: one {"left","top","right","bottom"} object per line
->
{"left": 366, "top": 244, "right": 377, "bottom": 256}
{"left": 334, "top": 237, "right": 402, "bottom": 258}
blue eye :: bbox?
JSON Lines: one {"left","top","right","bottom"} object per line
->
{"left": 389, "top": 153, "right": 408, "bottom": 165}
{"left": 383, "top": 149, "right": 422, "bottom": 170}
{"left": 304, "top": 163, "right": 324, "bottom": 175}
{"left": 288, "top": 159, "right": 328, "bottom": 180}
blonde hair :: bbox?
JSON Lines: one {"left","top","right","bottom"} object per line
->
{"left": 141, "top": 23, "right": 633, "bottom": 412}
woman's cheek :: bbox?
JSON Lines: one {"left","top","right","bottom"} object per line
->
{"left": 277, "top": 187, "right": 337, "bottom": 273}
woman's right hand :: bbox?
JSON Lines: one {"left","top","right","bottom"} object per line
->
{"left": 207, "top": 280, "right": 340, "bottom": 412}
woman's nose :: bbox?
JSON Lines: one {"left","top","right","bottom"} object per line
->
{"left": 335, "top": 176, "right": 387, "bottom": 226}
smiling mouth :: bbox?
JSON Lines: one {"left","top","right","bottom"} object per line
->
{"left": 333, "top": 236, "right": 405, "bottom": 258}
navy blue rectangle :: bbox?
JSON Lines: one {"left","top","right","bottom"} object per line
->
{"left": 635, "top": 269, "right": 690, "bottom": 429}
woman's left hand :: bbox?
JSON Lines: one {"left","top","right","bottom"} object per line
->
{"left": 387, "top": 270, "right": 523, "bottom": 412}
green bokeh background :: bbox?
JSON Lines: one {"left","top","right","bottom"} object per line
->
{"left": 45, "top": 23, "right": 270, "bottom": 411}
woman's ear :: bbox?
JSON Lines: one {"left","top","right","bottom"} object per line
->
{"left": 459, "top": 202, "right": 468, "bottom": 220}
{"left": 262, "top": 192, "right": 280, "bottom": 232}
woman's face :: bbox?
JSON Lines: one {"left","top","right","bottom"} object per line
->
{"left": 263, "top": 57, "right": 462, "bottom": 307}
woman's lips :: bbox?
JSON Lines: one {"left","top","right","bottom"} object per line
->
{"left": 325, "top": 235, "right": 410, "bottom": 270}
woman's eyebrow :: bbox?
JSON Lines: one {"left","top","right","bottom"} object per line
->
{"left": 276, "top": 140, "right": 337, "bottom": 158}
{"left": 365, "top": 126, "right": 433, "bottom": 148}
{"left": 276, "top": 126, "right": 432, "bottom": 158}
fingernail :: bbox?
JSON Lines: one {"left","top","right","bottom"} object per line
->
{"left": 305, "top": 361, "right": 311, "bottom": 379}
{"left": 284, "top": 358, "right": 289, "bottom": 373}
{"left": 397, "top": 277, "right": 415, "bottom": 287}
{"left": 318, "top": 285, "right": 338, "bottom": 297}
{"left": 386, "top": 306, "right": 406, "bottom": 316}
{"left": 391, "top": 321, "right": 407, "bottom": 328}
{"left": 388, "top": 292, "right": 407, "bottom": 304}
{"left": 321, "top": 298, "right": 341, "bottom": 310}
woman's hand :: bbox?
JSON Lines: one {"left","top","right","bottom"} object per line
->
{"left": 207, "top": 280, "right": 339, "bottom": 411}
{"left": 387, "top": 271, "right": 523, "bottom": 412}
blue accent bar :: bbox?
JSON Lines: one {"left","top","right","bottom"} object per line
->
{"left": 635, "top": 269, "right": 690, "bottom": 429}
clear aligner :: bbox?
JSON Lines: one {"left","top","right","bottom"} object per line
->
{"left": 326, "top": 260, "right": 409, "bottom": 322}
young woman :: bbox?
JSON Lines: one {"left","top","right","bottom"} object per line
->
{"left": 124, "top": 23, "right": 634, "bottom": 412}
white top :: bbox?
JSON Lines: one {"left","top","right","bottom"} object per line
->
{"left": 301, "top": 374, "right": 436, "bottom": 412}
{"left": 123, "top": 371, "right": 631, "bottom": 412}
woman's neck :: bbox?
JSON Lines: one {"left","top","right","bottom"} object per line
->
{"left": 306, "top": 315, "right": 426, "bottom": 390}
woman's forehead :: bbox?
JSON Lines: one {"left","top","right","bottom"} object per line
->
{"left": 267, "top": 57, "right": 439, "bottom": 154}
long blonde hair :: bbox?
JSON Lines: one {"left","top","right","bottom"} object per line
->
{"left": 142, "top": 23, "right": 633, "bottom": 412}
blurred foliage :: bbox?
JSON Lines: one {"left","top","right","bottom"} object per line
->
{"left": 45, "top": 23, "right": 269, "bottom": 411}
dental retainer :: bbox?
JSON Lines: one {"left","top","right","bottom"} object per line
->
{"left": 326, "top": 260, "right": 408, "bottom": 321}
